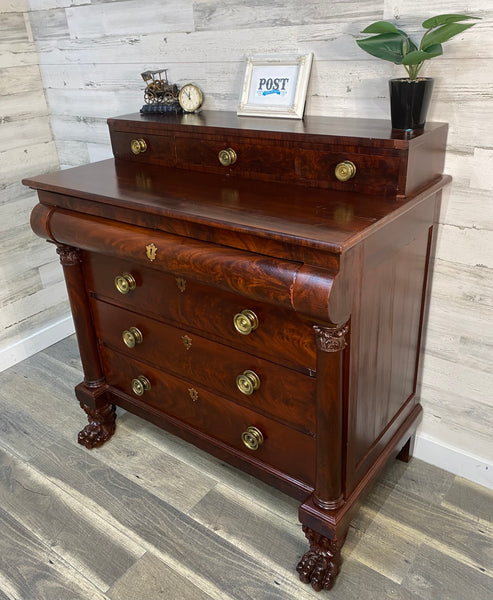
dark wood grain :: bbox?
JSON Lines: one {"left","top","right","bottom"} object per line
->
{"left": 24, "top": 111, "right": 450, "bottom": 592}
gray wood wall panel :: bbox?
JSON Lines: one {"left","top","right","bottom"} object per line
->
{"left": 1, "top": 0, "right": 490, "bottom": 486}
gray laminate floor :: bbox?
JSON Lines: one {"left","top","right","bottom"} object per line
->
{"left": 0, "top": 336, "right": 491, "bottom": 600}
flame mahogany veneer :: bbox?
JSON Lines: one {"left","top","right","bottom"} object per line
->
{"left": 24, "top": 111, "right": 449, "bottom": 591}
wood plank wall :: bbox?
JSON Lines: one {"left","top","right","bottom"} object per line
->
{"left": 2, "top": 0, "right": 491, "bottom": 487}
{"left": 0, "top": 0, "right": 72, "bottom": 371}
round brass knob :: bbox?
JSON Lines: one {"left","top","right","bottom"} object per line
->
{"left": 115, "top": 273, "right": 136, "bottom": 295}
{"left": 236, "top": 370, "right": 260, "bottom": 395}
{"left": 131, "top": 375, "right": 151, "bottom": 396}
{"left": 122, "top": 327, "right": 143, "bottom": 348}
{"left": 233, "top": 309, "right": 259, "bottom": 335}
{"left": 335, "top": 160, "right": 356, "bottom": 182}
{"left": 130, "top": 138, "right": 147, "bottom": 155}
{"left": 218, "top": 148, "right": 237, "bottom": 166}
{"left": 241, "top": 426, "right": 264, "bottom": 450}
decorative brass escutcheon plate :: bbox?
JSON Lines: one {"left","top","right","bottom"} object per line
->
{"left": 188, "top": 388, "right": 199, "bottom": 402}
{"left": 181, "top": 334, "right": 192, "bottom": 350}
{"left": 176, "top": 277, "right": 187, "bottom": 292}
{"left": 145, "top": 243, "right": 157, "bottom": 262}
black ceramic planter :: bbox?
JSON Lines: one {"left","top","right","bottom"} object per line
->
{"left": 389, "top": 78, "right": 434, "bottom": 131}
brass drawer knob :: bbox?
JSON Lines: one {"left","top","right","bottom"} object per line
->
{"left": 130, "top": 138, "right": 147, "bottom": 155}
{"left": 122, "top": 327, "right": 143, "bottom": 348}
{"left": 242, "top": 426, "right": 264, "bottom": 450}
{"left": 233, "top": 309, "right": 259, "bottom": 335}
{"left": 236, "top": 370, "right": 260, "bottom": 395}
{"left": 115, "top": 273, "right": 136, "bottom": 294}
{"left": 335, "top": 160, "right": 356, "bottom": 182}
{"left": 131, "top": 375, "right": 151, "bottom": 396}
{"left": 218, "top": 148, "right": 237, "bottom": 166}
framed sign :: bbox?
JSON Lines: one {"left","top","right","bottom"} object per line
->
{"left": 238, "top": 53, "right": 313, "bottom": 119}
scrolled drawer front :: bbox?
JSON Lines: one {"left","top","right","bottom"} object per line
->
{"left": 91, "top": 299, "right": 316, "bottom": 435}
{"left": 83, "top": 253, "right": 316, "bottom": 371}
{"left": 100, "top": 346, "right": 316, "bottom": 487}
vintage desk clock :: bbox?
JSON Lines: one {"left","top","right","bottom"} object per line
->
{"left": 24, "top": 111, "right": 448, "bottom": 591}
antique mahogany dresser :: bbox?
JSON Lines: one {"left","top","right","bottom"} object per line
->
{"left": 24, "top": 111, "right": 448, "bottom": 591}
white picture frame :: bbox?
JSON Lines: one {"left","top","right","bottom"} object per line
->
{"left": 238, "top": 53, "right": 313, "bottom": 119}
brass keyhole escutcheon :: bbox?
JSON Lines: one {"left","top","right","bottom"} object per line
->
{"left": 233, "top": 309, "right": 259, "bottom": 335}
{"left": 181, "top": 335, "right": 192, "bottom": 350}
{"left": 130, "top": 138, "right": 147, "bottom": 155}
{"left": 241, "top": 426, "right": 264, "bottom": 450}
{"left": 122, "top": 327, "right": 143, "bottom": 348}
{"left": 188, "top": 388, "right": 199, "bottom": 402}
{"left": 115, "top": 272, "right": 136, "bottom": 294}
{"left": 176, "top": 277, "right": 187, "bottom": 293}
{"left": 335, "top": 160, "right": 356, "bottom": 182}
{"left": 218, "top": 148, "right": 237, "bottom": 166}
{"left": 131, "top": 375, "right": 151, "bottom": 397}
{"left": 236, "top": 370, "right": 260, "bottom": 395}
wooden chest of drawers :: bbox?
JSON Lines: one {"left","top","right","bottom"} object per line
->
{"left": 24, "top": 111, "right": 449, "bottom": 592}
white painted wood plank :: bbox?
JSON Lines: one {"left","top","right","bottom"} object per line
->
{"left": 66, "top": 0, "right": 194, "bottom": 39}
{"left": 435, "top": 224, "right": 493, "bottom": 268}
{"left": 0, "top": 0, "right": 28, "bottom": 11}
{"left": 0, "top": 40, "right": 38, "bottom": 68}
{"left": 0, "top": 65, "right": 43, "bottom": 96}
{"left": 0, "top": 116, "right": 52, "bottom": 152}
{"left": 0, "top": 90, "right": 49, "bottom": 119}
{"left": 193, "top": 0, "right": 382, "bottom": 31}
{"left": 0, "top": 141, "right": 58, "bottom": 184}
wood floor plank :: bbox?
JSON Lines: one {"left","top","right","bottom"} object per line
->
{"left": 442, "top": 475, "right": 493, "bottom": 525}
{"left": 117, "top": 411, "right": 302, "bottom": 523}
{"left": 108, "top": 552, "right": 215, "bottom": 600}
{"left": 29, "top": 439, "right": 315, "bottom": 600}
{"left": 86, "top": 425, "right": 217, "bottom": 513}
{"left": 0, "top": 506, "right": 109, "bottom": 600}
{"left": 402, "top": 542, "right": 493, "bottom": 600}
{"left": 0, "top": 446, "right": 143, "bottom": 592}
{"left": 363, "top": 483, "right": 493, "bottom": 576}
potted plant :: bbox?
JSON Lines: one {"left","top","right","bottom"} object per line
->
{"left": 356, "top": 14, "right": 480, "bottom": 130}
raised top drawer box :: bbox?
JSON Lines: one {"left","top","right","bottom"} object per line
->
{"left": 108, "top": 111, "right": 448, "bottom": 197}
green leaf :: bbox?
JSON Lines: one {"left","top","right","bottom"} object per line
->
{"left": 402, "top": 45, "right": 443, "bottom": 65}
{"left": 356, "top": 33, "right": 406, "bottom": 64}
{"left": 421, "top": 22, "right": 476, "bottom": 50}
{"left": 422, "top": 14, "right": 480, "bottom": 29}
{"left": 361, "top": 21, "right": 401, "bottom": 34}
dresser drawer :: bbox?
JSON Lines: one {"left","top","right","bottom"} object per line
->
{"left": 83, "top": 252, "right": 316, "bottom": 372}
{"left": 111, "top": 131, "right": 175, "bottom": 165}
{"left": 101, "top": 346, "right": 316, "bottom": 487}
{"left": 92, "top": 299, "right": 316, "bottom": 435}
{"left": 175, "top": 134, "right": 297, "bottom": 181}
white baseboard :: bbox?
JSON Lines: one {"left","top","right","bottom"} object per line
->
{"left": 0, "top": 316, "right": 75, "bottom": 373}
{"left": 415, "top": 432, "right": 492, "bottom": 490}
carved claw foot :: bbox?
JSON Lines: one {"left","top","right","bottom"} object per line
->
{"left": 78, "top": 402, "right": 116, "bottom": 449}
{"left": 296, "top": 526, "right": 343, "bottom": 591}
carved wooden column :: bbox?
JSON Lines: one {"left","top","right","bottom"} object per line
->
{"left": 312, "top": 322, "right": 348, "bottom": 509}
{"left": 297, "top": 321, "right": 349, "bottom": 591}
{"left": 57, "top": 244, "right": 116, "bottom": 448}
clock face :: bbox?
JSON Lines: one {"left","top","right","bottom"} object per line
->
{"left": 179, "top": 84, "right": 203, "bottom": 112}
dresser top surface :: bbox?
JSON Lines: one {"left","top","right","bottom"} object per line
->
{"left": 24, "top": 158, "right": 448, "bottom": 256}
